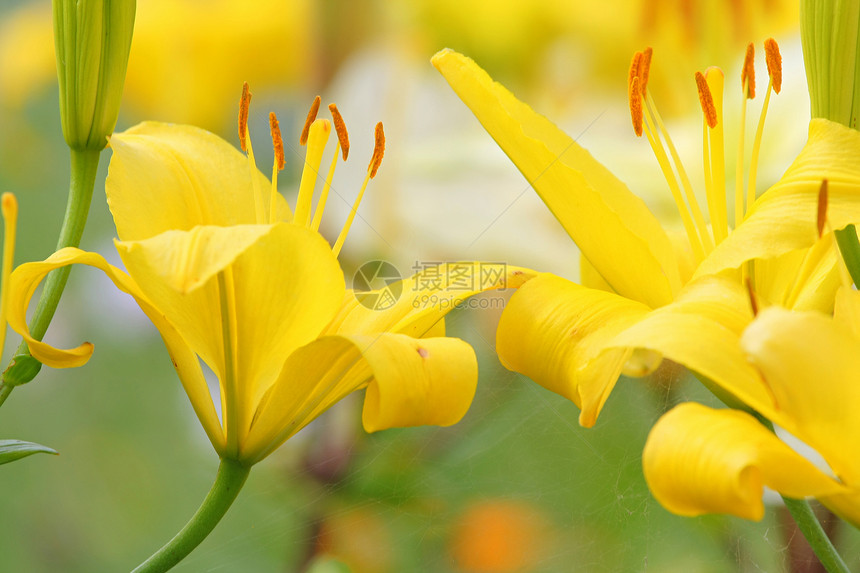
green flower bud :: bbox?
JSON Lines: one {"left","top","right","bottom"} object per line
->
{"left": 801, "top": 0, "right": 860, "bottom": 128}
{"left": 53, "top": 0, "right": 136, "bottom": 151}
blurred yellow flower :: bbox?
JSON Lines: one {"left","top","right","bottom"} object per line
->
{"left": 6, "top": 93, "right": 529, "bottom": 464}
{"left": 643, "top": 287, "right": 860, "bottom": 525}
{"left": 0, "top": 0, "right": 313, "bottom": 130}
{"left": 433, "top": 46, "right": 860, "bottom": 426}
{"left": 407, "top": 0, "right": 797, "bottom": 112}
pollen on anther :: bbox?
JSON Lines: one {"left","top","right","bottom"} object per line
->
{"left": 764, "top": 38, "right": 782, "bottom": 94}
{"left": 238, "top": 82, "right": 252, "bottom": 152}
{"left": 817, "top": 179, "right": 829, "bottom": 238}
{"left": 368, "top": 122, "right": 385, "bottom": 179}
{"left": 628, "top": 51, "right": 643, "bottom": 92}
{"left": 328, "top": 103, "right": 350, "bottom": 160}
{"left": 628, "top": 76, "right": 643, "bottom": 137}
{"left": 639, "top": 47, "right": 653, "bottom": 97}
{"left": 269, "top": 112, "right": 285, "bottom": 170}
{"left": 742, "top": 43, "right": 756, "bottom": 99}
{"left": 695, "top": 71, "right": 718, "bottom": 128}
{"left": 300, "top": 96, "right": 322, "bottom": 146}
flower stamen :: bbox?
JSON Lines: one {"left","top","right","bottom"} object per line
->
{"left": 703, "top": 68, "right": 728, "bottom": 244}
{"left": 311, "top": 104, "right": 350, "bottom": 232}
{"left": 736, "top": 43, "right": 756, "bottom": 230}
{"left": 238, "top": 82, "right": 252, "bottom": 153}
{"left": 333, "top": 122, "right": 385, "bottom": 257}
{"left": 696, "top": 70, "right": 728, "bottom": 245}
{"left": 817, "top": 179, "right": 829, "bottom": 239}
{"left": 765, "top": 38, "right": 783, "bottom": 95}
{"left": 238, "top": 82, "right": 265, "bottom": 224}
{"left": 300, "top": 95, "right": 322, "bottom": 146}
{"left": 295, "top": 118, "right": 332, "bottom": 227}
{"left": 629, "top": 48, "right": 708, "bottom": 261}
{"left": 268, "top": 112, "right": 285, "bottom": 224}
{"left": 748, "top": 39, "right": 782, "bottom": 219}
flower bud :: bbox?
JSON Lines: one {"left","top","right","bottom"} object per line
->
{"left": 53, "top": 0, "right": 135, "bottom": 151}
{"left": 801, "top": 0, "right": 860, "bottom": 128}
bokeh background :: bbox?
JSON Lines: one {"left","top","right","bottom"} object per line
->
{"left": 1, "top": 0, "right": 859, "bottom": 571}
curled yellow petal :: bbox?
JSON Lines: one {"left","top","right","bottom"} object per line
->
{"left": 496, "top": 273, "right": 651, "bottom": 427}
{"left": 6, "top": 247, "right": 225, "bottom": 451}
{"left": 243, "top": 333, "right": 477, "bottom": 464}
{"left": 605, "top": 276, "right": 774, "bottom": 412}
{"left": 643, "top": 403, "right": 846, "bottom": 520}
{"left": 432, "top": 49, "right": 680, "bottom": 308}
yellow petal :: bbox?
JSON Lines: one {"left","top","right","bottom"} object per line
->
{"left": 835, "top": 286, "right": 860, "bottom": 339}
{"left": 752, "top": 234, "right": 841, "bottom": 312}
{"left": 7, "top": 247, "right": 225, "bottom": 451}
{"left": 643, "top": 403, "right": 847, "bottom": 520}
{"left": 326, "top": 262, "right": 536, "bottom": 337}
{"left": 243, "top": 333, "right": 477, "bottom": 464}
{"left": 741, "top": 306, "right": 860, "bottom": 486}
{"left": 107, "top": 122, "right": 291, "bottom": 241}
{"left": 696, "top": 119, "right": 860, "bottom": 278}
{"left": 432, "top": 49, "right": 680, "bottom": 308}
{"left": 117, "top": 223, "right": 345, "bottom": 434}
{"left": 604, "top": 276, "right": 774, "bottom": 412}
{"left": 496, "top": 273, "right": 651, "bottom": 427}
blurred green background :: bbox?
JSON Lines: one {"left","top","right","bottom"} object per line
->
{"left": 2, "top": 0, "right": 859, "bottom": 571}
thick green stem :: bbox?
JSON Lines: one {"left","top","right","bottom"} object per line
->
{"left": 1, "top": 147, "right": 100, "bottom": 389}
{"left": 835, "top": 225, "right": 860, "bottom": 287}
{"left": 782, "top": 496, "right": 850, "bottom": 573}
{"left": 131, "top": 458, "right": 251, "bottom": 573}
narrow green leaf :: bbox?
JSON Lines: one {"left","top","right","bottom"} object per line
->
{"left": 0, "top": 440, "right": 58, "bottom": 465}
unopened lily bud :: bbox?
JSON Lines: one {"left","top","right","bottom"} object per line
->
{"left": 801, "top": 0, "right": 860, "bottom": 128}
{"left": 53, "top": 0, "right": 136, "bottom": 150}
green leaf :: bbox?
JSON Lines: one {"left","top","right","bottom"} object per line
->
{"left": 0, "top": 440, "right": 58, "bottom": 465}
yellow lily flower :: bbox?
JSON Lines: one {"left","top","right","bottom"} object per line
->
{"left": 432, "top": 46, "right": 860, "bottom": 427}
{"left": 6, "top": 92, "right": 530, "bottom": 465}
{"left": 643, "top": 287, "right": 860, "bottom": 525}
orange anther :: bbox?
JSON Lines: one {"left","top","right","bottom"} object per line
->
{"left": 639, "top": 47, "right": 653, "bottom": 97}
{"left": 628, "top": 51, "right": 643, "bottom": 92}
{"left": 695, "top": 71, "right": 718, "bottom": 129}
{"left": 300, "top": 96, "right": 322, "bottom": 146}
{"left": 817, "top": 179, "right": 828, "bottom": 238}
{"left": 764, "top": 38, "right": 782, "bottom": 94}
{"left": 628, "top": 76, "right": 643, "bottom": 137}
{"left": 368, "top": 122, "right": 385, "bottom": 179}
{"left": 238, "top": 82, "right": 252, "bottom": 152}
{"left": 269, "top": 112, "right": 285, "bottom": 171}
{"left": 742, "top": 43, "right": 756, "bottom": 99}
{"left": 328, "top": 103, "right": 350, "bottom": 160}
{"left": 746, "top": 278, "right": 759, "bottom": 317}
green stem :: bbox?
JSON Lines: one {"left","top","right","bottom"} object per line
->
{"left": 1, "top": 147, "right": 100, "bottom": 389}
{"left": 131, "top": 457, "right": 251, "bottom": 573}
{"left": 835, "top": 225, "right": 860, "bottom": 287}
{"left": 782, "top": 496, "right": 850, "bottom": 573}
{"left": 749, "top": 414, "right": 849, "bottom": 572}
